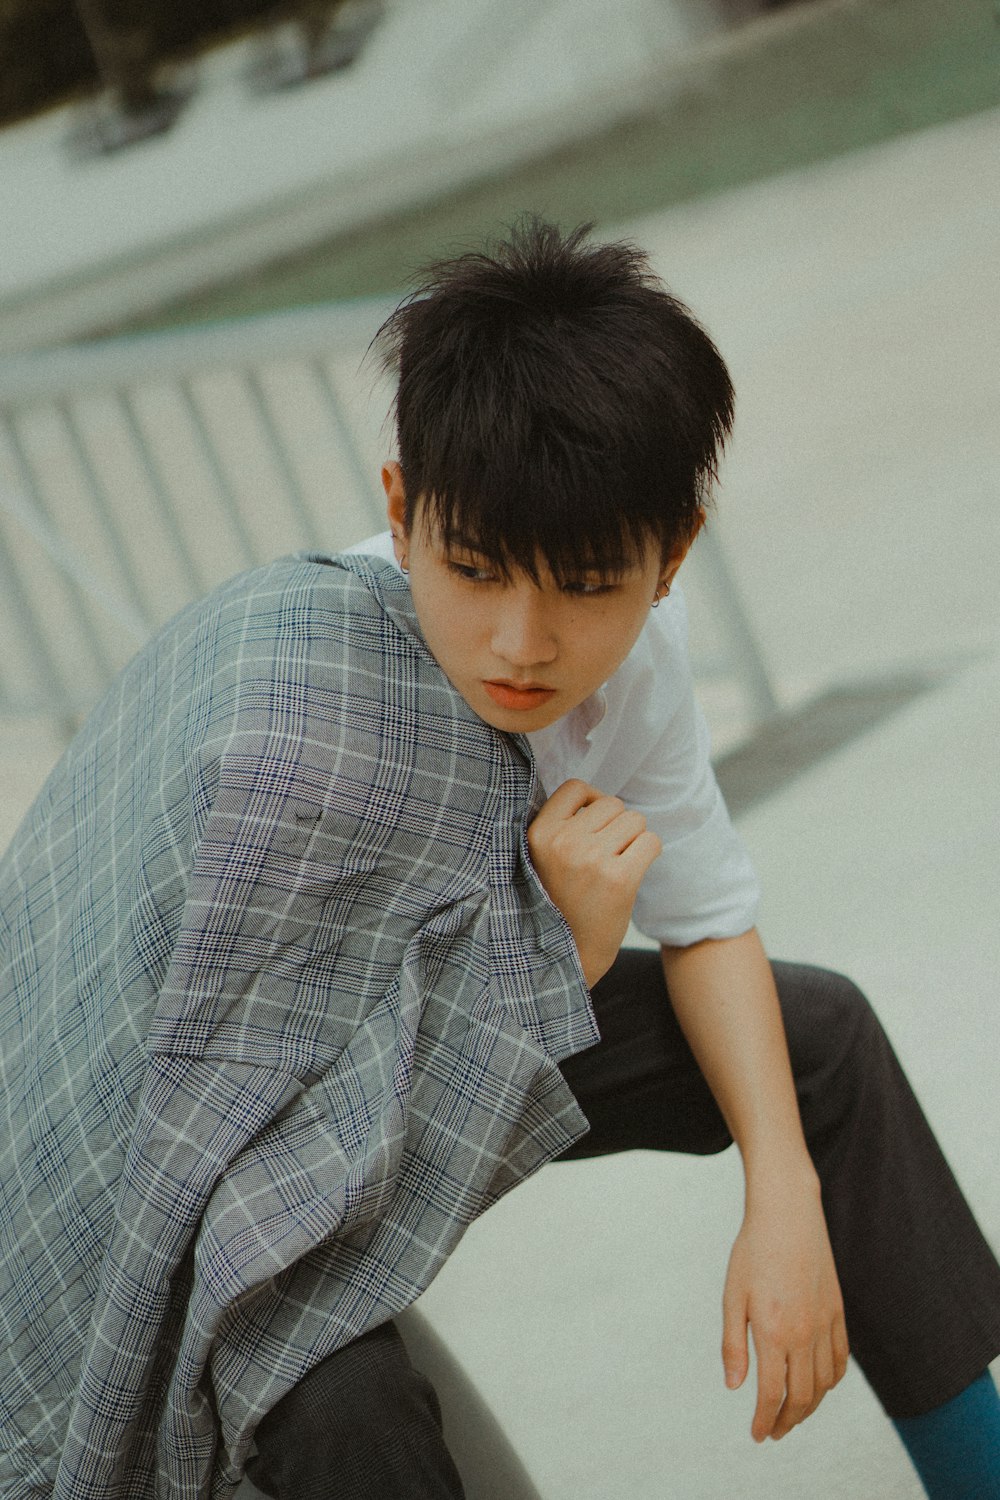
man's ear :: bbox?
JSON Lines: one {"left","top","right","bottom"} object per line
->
{"left": 660, "top": 509, "right": 705, "bottom": 590}
{"left": 382, "top": 461, "right": 409, "bottom": 567}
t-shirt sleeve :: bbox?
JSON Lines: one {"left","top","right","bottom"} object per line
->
{"left": 599, "top": 594, "right": 761, "bottom": 948}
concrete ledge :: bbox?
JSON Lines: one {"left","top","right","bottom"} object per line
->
{"left": 113, "top": 0, "right": 1000, "bottom": 331}
{"left": 0, "top": 0, "right": 716, "bottom": 352}
{"left": 1, "top": 0, "right": 995, "bottom": 349}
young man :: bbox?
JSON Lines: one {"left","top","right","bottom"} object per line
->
{"left": 0, "top": 222, "right": 997, "bottom": 1500}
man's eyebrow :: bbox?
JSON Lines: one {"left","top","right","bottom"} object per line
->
{"left": 443, "top": 532, "right": 491, "bottom": 555}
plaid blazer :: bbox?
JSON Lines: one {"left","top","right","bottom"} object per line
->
{"left": 0, "top": 553, "right": 596, "bottom": 1499}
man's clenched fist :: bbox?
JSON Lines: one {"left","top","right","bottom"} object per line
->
{"left": 527, "top": 779, "right": 662, "bottom": 987}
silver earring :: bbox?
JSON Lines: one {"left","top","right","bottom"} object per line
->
{"left": 652, "top": 582, "right": 670, "bottom": 608}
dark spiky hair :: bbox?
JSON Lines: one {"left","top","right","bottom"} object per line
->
{"left": 373, "top": 218, "right": 734, "bottom": 581}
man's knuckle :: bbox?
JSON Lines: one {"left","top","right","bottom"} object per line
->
{"left": 756, "top": 1314, "right": 783, "bottom": 1346}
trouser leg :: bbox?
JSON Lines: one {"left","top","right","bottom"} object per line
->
{"left": 557, "top": 948, "right": 1000, "bottom": 1419}
{"left": 246, "top": 1319, "right": 466, "bottom": 1500}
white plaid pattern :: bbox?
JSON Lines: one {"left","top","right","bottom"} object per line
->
{"left": 0, "top": 554, "right": 595, "bottom": 1498}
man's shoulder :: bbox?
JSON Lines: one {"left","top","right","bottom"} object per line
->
{"left": 203, "top": 549, "right": 391, "bottom": 616}
{"left": 147, "top": 550, "right": 407, "bottom": 671}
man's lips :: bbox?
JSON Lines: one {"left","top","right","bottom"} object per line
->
{"left": 482, "top": 680, "right": 557, "bottom": 711}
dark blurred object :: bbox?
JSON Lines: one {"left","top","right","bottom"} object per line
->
{"left": 69, "top": 0, "right": 190, "bottom": 149}
{"left": 0, "top": 0, "right": 275, "bottom": 128}
{"left": 0, "top": 0, "right": 95, "bottom": 125}
{"left": 74, "top": 0, "right": 166, "bottom": 116}
{"left": 248, "top": 0, "right": 384, "bottom": 89}
{"left": 66, "top": 76, "right": 192, "bottom": 152}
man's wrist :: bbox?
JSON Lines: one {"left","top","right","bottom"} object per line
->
{"left": 742, "top": 1142, "right": 821, "bottom": 1205}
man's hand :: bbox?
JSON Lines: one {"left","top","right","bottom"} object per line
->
{"left": 527, "top": 779, "right": 661, "bottom": 987}
{"left": 722, "top": 1166, "right": 850, "bottom": 1442}
{"left": 660, "top": 933, "right": 850, "bottom": 1444}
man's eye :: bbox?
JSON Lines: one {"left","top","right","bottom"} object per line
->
{"left": 563, "top": 579, "right": 615, "bottom": 597}
{"left": 448, "top": 561, "right": 496, "bottom": 583}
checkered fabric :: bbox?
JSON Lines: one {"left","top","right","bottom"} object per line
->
{"left": 0, "top": 554, "right": 595, "bottom": 1499}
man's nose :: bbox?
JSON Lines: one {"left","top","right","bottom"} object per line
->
{"left": 490, "top": 592, "right": 558, "bottom": 666}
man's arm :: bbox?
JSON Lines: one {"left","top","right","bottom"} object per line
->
{"left": 660, "top": 928, "right": 849, "bottom": 1440}
{"left": 528, "top": 781, "right": 849, "bottom": 1442}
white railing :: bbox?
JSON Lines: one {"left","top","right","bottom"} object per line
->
{"left": 0, "top": 299, "right": 777, "bottom": 732}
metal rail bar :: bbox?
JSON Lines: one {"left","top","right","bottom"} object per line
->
{"left": 0, "top": 479, "right": 148, "bottom": 643}
{"left": 311, "top": 359, "right": 384, "bottom": 532}
{"left": 0, "top": 300, "right": 396, "bottom": 405}
{"left": 114, "top": 388, "right": 207, "bottom": 601}
{"left": 1, "top": 414, "right": 119, "bottom": 686}
{"left": 243, "top": 368, "right": 321, "bottom": 550}
{"left": 696, "top": 526, "right": 780, "bottom": 722}
{"left": 0, "top": 497, "right": 78, "bottom": 731}
{"left": 176, "top": 377, "right": 260, "bottom": 571}
{"left": 59, "top": 397, "right": 156, "bottom": 630}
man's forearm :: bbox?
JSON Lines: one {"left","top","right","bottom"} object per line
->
{"left": 661, "top": 928, "right": 849, "bottom": 1440}
{"left": 659, "top": 929, "right": 816, "bottom": 1189}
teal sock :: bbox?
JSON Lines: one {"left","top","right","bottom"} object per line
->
{"left": 893, "top": 1370, "right": 1000, "bottom": 1500}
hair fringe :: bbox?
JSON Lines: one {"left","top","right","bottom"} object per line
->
{"left": 372, "top": 216, "right": 734, "bottom": 579}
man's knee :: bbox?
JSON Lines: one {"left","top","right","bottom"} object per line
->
{"left": 773, "top": 962, "right": 884, "bottom": 1101}
{"left": 248, "top": 1322, "right": 464, "bottom": 1499}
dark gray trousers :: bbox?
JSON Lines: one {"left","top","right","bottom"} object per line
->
{"left": 246, "top": 954, "right": 1000, "bottom": 1499}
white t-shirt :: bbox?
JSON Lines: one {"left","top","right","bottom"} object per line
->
{"left": 346, "top": 533, "right": 761, "bottom": 947}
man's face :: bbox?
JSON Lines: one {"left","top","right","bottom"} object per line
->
{"left": 384, "top": 464, "right": 672, "bottom": 733}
